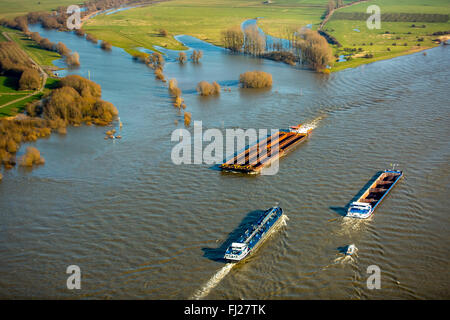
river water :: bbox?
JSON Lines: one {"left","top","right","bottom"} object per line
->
{"left": 0, "top": 24, "right": 449, "bottom": 299}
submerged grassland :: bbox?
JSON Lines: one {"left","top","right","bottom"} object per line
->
{"left": 84, "top": 0, "right": 449, "bottom": 71}
{"left": 83, "top": 0, "right": 329, "bottom": 55}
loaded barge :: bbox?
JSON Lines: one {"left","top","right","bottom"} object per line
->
{"left": 220, "top": 124, "right": 312, "bottom": 174}
{"left": 347, "top": 170, "right": 403, "bottom": 219}
{"left": 224, "top": 206, "right": 284, "bottom": 262}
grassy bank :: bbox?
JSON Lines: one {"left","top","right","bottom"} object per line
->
{"left": 0, "top": 77, "right": 59, "bottom": 118}
{"left": 0, "top": 23, "right": 64, "bottom": 118}
{"left": 324, "top": 0, "right": 450, "bottom": 71}
{"left": 84, "top": 0, "right": 449, "bottom": 72}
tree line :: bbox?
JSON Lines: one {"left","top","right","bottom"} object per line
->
{"left": 221, "top": 24, "right": 333, "bottom": 72}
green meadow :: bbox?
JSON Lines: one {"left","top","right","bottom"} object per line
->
{"left": 0, "top": 0, "right": 83, "bottom": 19}
{"left": 83, "top": 0, "right": 330, "bottom": 55}
{"left": 0, "top": 21, "right": 63, "bottom": 117}
{"left": 324, "top": 0, "right": 450, "bottom": 71}
{"left": 83, "top": 0, "right": 449, "bottom": 71}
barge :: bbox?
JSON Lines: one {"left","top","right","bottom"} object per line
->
{"left": 224, "top": 206, "right": 284, "bottom": 262}
{"left": 346, "top": 170, "right": 403, "bottom": 219}
{"left": 220, "top": 124, "right": 312, "bottom": 174}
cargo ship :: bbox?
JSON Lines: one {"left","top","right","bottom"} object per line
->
{"left": 346, "top": 170, "right": 403, "bottom": 219}
{"left": 220, "top": 124, "right": 312, "bottom": 174}
{"left": 224, "top": 206, "right": 284, "bottom": 262}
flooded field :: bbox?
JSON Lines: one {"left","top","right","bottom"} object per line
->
{"left": 0, "top": 24, "right": 449, "bottom": 299}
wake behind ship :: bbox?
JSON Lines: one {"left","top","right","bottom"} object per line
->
{"left": 224, "top": 207, "right": 284, "bottom": 262}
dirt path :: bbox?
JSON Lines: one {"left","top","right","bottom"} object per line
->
{"left": 319, "top": 0, "right": 369, "bottom": 31}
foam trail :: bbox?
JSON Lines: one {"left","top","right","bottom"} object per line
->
{"left": 191, "top": 215, "right": 288, "bottom": 300}
{"left": 190, "top": 263, "right": 235, "bottom": 300}
{"left": 296, "top": 115, "right": 325, "bottom": 133}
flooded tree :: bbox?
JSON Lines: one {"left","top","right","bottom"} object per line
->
{"left": 222, "top": 26, "right": 244, "bottom": 52}
{"left": 148, "top": 52, "right": 164, "bottom": 69}
{"left": 100, "top": 40, "right": 112, "bottom": 51}
{"left": 191, "top": 50, "right": 203, "bottom": 63}
{"left": 296, "top": 29, "right": 333, "bottom": 71}
{"left": 86, "top": 33, "right": 98, "bottom": 44}
{"left": 154, "top": 67, "right": 165, "bottom": 81}
{"left": 168, "top": 79, "right": 180, "bottom": 96}
{"left": 66, "top": 52, "right": 80, "bottom": 68}
{"left": 184, "top": 112, "right": 192, "bottom": 127}
{"left": 196, "top": 81, "right": 220, "bottom": 96}
{"left": 239, "top": 71, "right": 272, "bottom": 88}
{"left": 75, "top": 29, "right": 85, "bottom": 37}
{"left": 243, "top": 25, "right": 265, "bottom": 56}
{"left": 177, "top": 52, "right": 187, "bottom": 64}
{"left": 56, "top": 42, "right": 71, "bottom": 56}
{"left": 168, "top": 79, "right": 183, "bottom": 107}
{"left": 19, "top": 146, "right": 45, "bottom": 167}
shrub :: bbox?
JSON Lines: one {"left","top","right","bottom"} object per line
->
{"left": 184, "top": 112, "right": 191, "bottom": 127}
{"left": 86, "top": 33, "right": 98, "bottom": 44}
{"left": 177, "top": 52, "right": 187, "bottom": 64}
{"left": 191, "top": 50, "right": 203, "bottom": 63}
{"left": 239, "top": 71, "right": 272, "bottom": 88}
{"left": 174, "top": 96, "right": 183, "bottom": 108}
{"left": 66, "top": 52, "right": 80, "bottom": 67}
{"left": 100, "top": 40, "right": 112, "bottom": 51}
{"left": 75, "top": 29, "right": 85, "bottom": 37}
{"left": 261, "top": 51, "right": 296, "bottom": 65}
{"left": 197, "top": 81, "right": 220, "bottom": 96}
{"left": 154, "top": 67, "right": 165, "bottom": 81}
{"left": 19, "top": 146, "right": 45, "bottom": 167}
{"left": 56, "top": 42, "right": 71, "bottom": 56}
{"left": 159, "top": 29, "right": 168, "bottom": 37}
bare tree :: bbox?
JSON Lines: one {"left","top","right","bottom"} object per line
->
{"left": 177, "top": 52, "right": 187, "bottom": 64}
{"left": 222, "top": 26, "right": 244, "bottom": 52}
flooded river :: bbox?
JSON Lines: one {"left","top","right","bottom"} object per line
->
{"left": 0, "top": 24, "right": 449, "bottom": 299}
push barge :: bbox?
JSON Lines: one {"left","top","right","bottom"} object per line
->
{"left": 347, "top": 170, "right": 403, "bottom": 219}
{"left": 220, "top": 124, "right": 312, "bottom": 174}
{"left": 224, "top": 206, "right": 284, "bottom": 262}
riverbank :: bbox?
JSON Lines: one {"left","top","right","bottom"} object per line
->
{"left": 323, "top": 0, "right": 450, "bottom": 72}
{"left": 82, "top": 0, "right": 449, "bottom": 72}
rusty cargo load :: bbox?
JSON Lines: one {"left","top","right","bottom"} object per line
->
{"left": 220, "top": 124, "right": 312, "bottom": 174}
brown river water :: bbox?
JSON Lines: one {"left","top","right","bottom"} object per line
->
{"left": 0, "top": 24, "right": 449, "bottom": 299}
